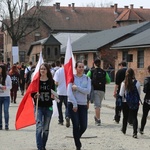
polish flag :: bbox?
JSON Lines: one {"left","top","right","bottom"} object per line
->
{"left": 15, "top": 52, "right": 44, "bottom": 130}
{"left": 64, "top": 36, "right": 74, "bottom": 87}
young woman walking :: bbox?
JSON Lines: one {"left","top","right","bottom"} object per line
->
{"left": 67, "top": 61, "right": 91, "bottom": 150}
{"left": 9, "top": 65, "right": 20, "bottom": 103}
{"left": 31, "top": 63, "right": 55, "bottom": 150}
{"left": 0, "top": 65, "right": 12, "bottom": 130}
{"left": 119, "top": 68, "right": 141, "bottom": 138}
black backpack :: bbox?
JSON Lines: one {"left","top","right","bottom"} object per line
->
{"left": 91, "top": 68, "right": 106, "bottom": 91}
{"left": 84, "top": 66, "right": 89, "bottom": 74}
{"left": 25, "top": 67, "right": 31, "bottom": 83}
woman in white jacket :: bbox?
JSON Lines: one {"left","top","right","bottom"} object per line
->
{"left": 0, "top": 65, "right": 12, "bottom": 130}
{"left": 119, "top": 68, "right": 141, "bottom": 138}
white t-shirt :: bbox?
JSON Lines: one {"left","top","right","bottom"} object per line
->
{"left": 53, "top": 67, "right": 67, "bottom": 95}
{"left": 25, "top": 66, "right": 31, "bottom": 74}
{"left": 0, "top": 75, "right": 12, "bottom": 97}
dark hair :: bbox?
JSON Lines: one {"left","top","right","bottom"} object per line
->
{"left": 75, "top": 61, "right": 83, "bottom": 68}
{"left": 119, "top": 61, "right": 127, "bottom": 67}
{"left": 40, "top": 63, "right": 53, "bottom": 83}
{"left": 124, "top": 68, "right": 135, "bottom": 91}
{"left": 9, "top": 65, "right": 19, "bottom": 75}
{"left": 55, "top": 60, "right": 60, "bottom": 67}
{"left": 29, "top": 61, "right": 32, "bottom": 66}
{"left": 51, "top": 62, "right": 56, "bottom": 68}
{"left": 94, "top": 59, "right": 101, "bottom": 67}
{"left": 147, "top": 65, "right": 150, "bottom": 72}
{"left": 0, "top": 65, "right": 7, "bottom": 85}
{"left": 60, "top": 56, "right": 65, "bottom": 65}
{"left": 83, "top": 60, "right": 88, "bottom": 65}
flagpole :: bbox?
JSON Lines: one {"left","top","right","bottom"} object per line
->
{"left": 35, "top": 93, "right": 39, "bottom": 120}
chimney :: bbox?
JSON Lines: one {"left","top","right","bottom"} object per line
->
{"left": 140, "top": 6, "right": 143, "bottom": 9}
{"left": 114, "top": 4, "right": 118, "bottom": 13}
{"left": 124, "top": 6, "right": 128, "bottom": 9}
{"left": 36, "top": 1, "right": 40, "bottom": 8}
{"left": 68, "top": 4, "right": 71, "bottom": 7}
{"left": 55, "top": 2, "right": 60, "bottom": 11}
{"left": 25, "top": 3, "right": 28, "bottom": 12}
{"left": 130, "top": 4, "right": 134, "bottom": 9}
{"left": 72, "top": 3, "right": 75, "bottom": 12}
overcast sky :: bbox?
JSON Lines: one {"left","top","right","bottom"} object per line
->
{"left": 50, "top": 0, "right": 150, "bottom": 8}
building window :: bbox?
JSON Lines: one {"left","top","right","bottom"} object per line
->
{"left": 19, "top": 51, "right": 25, "bottom": 62}
{"left": 55, "top": 48, "right": 58, "bottom": 55}
{"left": 35, "top": 32, "right": 41, "bottom": 41}
{"left": 76, "top": 54, "right": 88, "bottom": 62}
{"left": 137, "top": 50, "right": 144, "bottom": 68}
{"left": 47, "top": 47, "right": 50, "bottom": 56}
{"left": 122, "top": 51, "right": 128, "bottom": 61}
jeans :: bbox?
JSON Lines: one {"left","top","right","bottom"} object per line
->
{"left": 0, "top": 96, "right": 10, "bottom": 128}
{"left": 36, "top": 107, "right": 53, "bottom": 150}
{"left": 57, "top": 95, "right": 68, "bottom": 123}
{"left": 114, "top": 95, "right": 122, "bottom": 123}
{"left": 68, "top": 102, "right": 88, "bottom": 149}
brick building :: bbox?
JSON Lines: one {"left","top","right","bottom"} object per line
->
{"left": 2, "top": 2, "right": 150, "bottom": 67}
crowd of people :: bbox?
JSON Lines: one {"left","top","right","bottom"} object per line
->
{"left": 0, "top": 58, "right": 150, "bottom": 150}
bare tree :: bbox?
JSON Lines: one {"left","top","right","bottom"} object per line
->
{"left": 0, "top": 0, "right": 49, "bottom": 46}
{"left": 86, "top": 1, "right": 113, "bottom": 7}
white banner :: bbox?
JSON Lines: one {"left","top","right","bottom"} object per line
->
{"left": 12, "top": 46, "right": 19, "bottom": 63}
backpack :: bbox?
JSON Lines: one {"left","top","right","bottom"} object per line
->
{"left": 84, "top": 66, "right": 89, "bottom": 74}
{"left": 26, "top": 68, "right": 35, "bottom": 87}
{"left": 25, "top": 67, "right": 31, "bottom": 83}
{"left": 91, "top": 68, "right": 106, "bottom": 91}
{"left": 125, "top": 80, "right": 140, "bottom": 109}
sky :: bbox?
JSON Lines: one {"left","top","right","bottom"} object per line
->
{"left": 49, "top": 0, "right": 150, "bottom": 8}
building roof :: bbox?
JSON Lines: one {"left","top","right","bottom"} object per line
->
{"left": 26, "top": 3, "right": 150, "bottom": 33}
{"left": 116, "top": 9, "right": 144, "bottom": 22}
{"left": 54, "top": 32, "right": 86, "bottom": 49}
{"left": 111, "top": 28, "right": 150, "bottom": 49}
{"left": 27, "top": 34, "right": 61, "bottom": 55}
{"left": 61, "top": 21, "right": 150, "bottom": 53}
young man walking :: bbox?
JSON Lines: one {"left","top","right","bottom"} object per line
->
{"left": 113, "top": 61, "right": 127, "bottom": 123}
{"left": 87, "top": 59, "right": 111, "bottom": 126}
{"left": 53, "top": 57, "right": 70, "bottom": 127}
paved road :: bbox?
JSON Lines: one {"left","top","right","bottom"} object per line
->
{"left": 0, "top": 83, "right": 150, "bottom": 150}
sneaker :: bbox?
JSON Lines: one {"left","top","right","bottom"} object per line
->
{"left": 94, "top": 116, "right": 101, "bottom": 126}
{"left": 121, "top": 128, "right": 126, "bottom": 134}
{"left": 5, "top": 127, "right": 9, "bottom": 131}
{"left": 139, "top": 128, "right": 144, "bottom": 135}
{"left": 65, "top": 117, "right": 70, "bottom": 128}
{"left": 58, "top": 122, "right": 63, "bottom": 125}
{"left": 133, "top": 134, "right": 137, "bottom": 138}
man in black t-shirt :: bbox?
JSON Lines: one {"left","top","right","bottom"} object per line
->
{"left": 113, "top": 61, "right": 127, "bottom": 123}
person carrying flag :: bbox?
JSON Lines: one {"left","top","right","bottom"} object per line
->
{"left": 67, "top": 61, "right": 91, "bottom": 150}
{"left": 31, "top": 63, "right": 55, "bottom": 150}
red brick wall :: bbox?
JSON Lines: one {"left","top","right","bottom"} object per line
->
{"left": 18, "top": 21, "right": 50, "bottom": 62}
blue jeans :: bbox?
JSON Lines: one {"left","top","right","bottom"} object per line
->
{"left": 68, "top": 102, "right": 88, "bottom": 149}
{"left": 0, "top": 96, "right": 10, "bottom": 128}
{"left": 57, "top": 95, "right": 68, "bottom": 123}
{"left": 36, "top": 107, "right": 53, "bottom": 150}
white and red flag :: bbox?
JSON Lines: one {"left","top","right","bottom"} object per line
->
{"left": 15, "top": 52, "right": 44, "bottom": 130}
{"left": 64, "top": 36, "right": 74, "bottom": 87}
